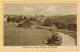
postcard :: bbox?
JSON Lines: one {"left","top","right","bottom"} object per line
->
{"left": 1, "top": 1, "right": 79, "bottom": 51}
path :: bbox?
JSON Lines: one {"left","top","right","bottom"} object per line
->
{"left": 36, "top": 25, "right": 76, "bottom": 46}
{"left": 57, "top": 32, "right": 76, "bottom": 46}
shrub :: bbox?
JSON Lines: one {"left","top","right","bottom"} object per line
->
{"left": 47, "top": 32, "right": 62, "bottom": 46}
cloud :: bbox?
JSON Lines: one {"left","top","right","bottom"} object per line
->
{"left": 22, "top": 5, "right": 60, "bottom": 15}
{"left": 4, "top": 3, "right": 77, "bottom": 15}
{"left": 22, "top": 6, "right": 35, "bottom": 12}
{"left": 38, "top": 5, "right": 60, "bottom": 15}
{"left": 38, "top": 4, "right": 48, "bottom": 9}
{"left": 43, "top": 5, "right": 59, "bottom": 12}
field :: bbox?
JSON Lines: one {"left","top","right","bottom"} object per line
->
{"left": 4, "top": 21, "right": 77, "bottom": 46}
{"left": 4, "top": 22, "right": 53, "bottom": 46}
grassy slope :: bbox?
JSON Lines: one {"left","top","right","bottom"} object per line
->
{"left": 4, "top": 22, "right": 53, "bottom": 46}
{"left": 50, "top": 15, "right": 77, "bottom": 24}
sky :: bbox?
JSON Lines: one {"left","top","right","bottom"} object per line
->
{"left": 3, "top": 2, "right": 77, "bottom": 16}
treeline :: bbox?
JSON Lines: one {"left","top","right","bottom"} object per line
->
{"left": 6, "top": 15, "right": 77, "bottom": 31}
{"left": 7, "top": 16, "right": 23, "bottom": 23}
{"left": 55, "top": 22, "right": 77, "bottom": 31}
{"left": 6, "top": 16, "right": 37, "bottom": 23}
{"left": 42, "top": 15, "right": 77, "bottom": 31}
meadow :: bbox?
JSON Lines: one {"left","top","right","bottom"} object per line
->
{"left": 4, "top": 22, "right": 53, "bottom": 46}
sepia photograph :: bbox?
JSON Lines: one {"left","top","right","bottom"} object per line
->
{"left": 1, "top": 1, "right": 79, "bottom": 51}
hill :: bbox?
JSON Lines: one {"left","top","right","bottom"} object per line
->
{"left": 49, "top": 15, "right": 77, "bottom": 24}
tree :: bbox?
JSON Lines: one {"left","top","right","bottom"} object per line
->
{"left": 42, "top": 18, "right": 53, "bottom": 27}
{"left": 7, "top": 16, "right": 11, "bottom": 22}
{"left": 24, "top": 16, "right": 27, "bottom": 19}
{"left": 56, "top": 22, "right": 66, "bottom": 29}
{"left": 66, "top": 23, "right": 77, "bottom": 31}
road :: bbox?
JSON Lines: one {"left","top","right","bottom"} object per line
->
{"left": 57, "top": 32, "right": 76, "bottom": 46}
{"left": 36, "top": 25, "right": 76, "bottom": 46}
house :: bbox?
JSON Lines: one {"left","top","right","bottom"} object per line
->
{"left": 3, "top": 18, "right": 7, "bottom": 21}
{"left": 31, "top": 20, "right": 38, "bottom": 25}
{"left": 3, "top": 15, "right": 9, "bottom": 22}
{"left": 37, "top": 16, "right": 48, "bottom": 25}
